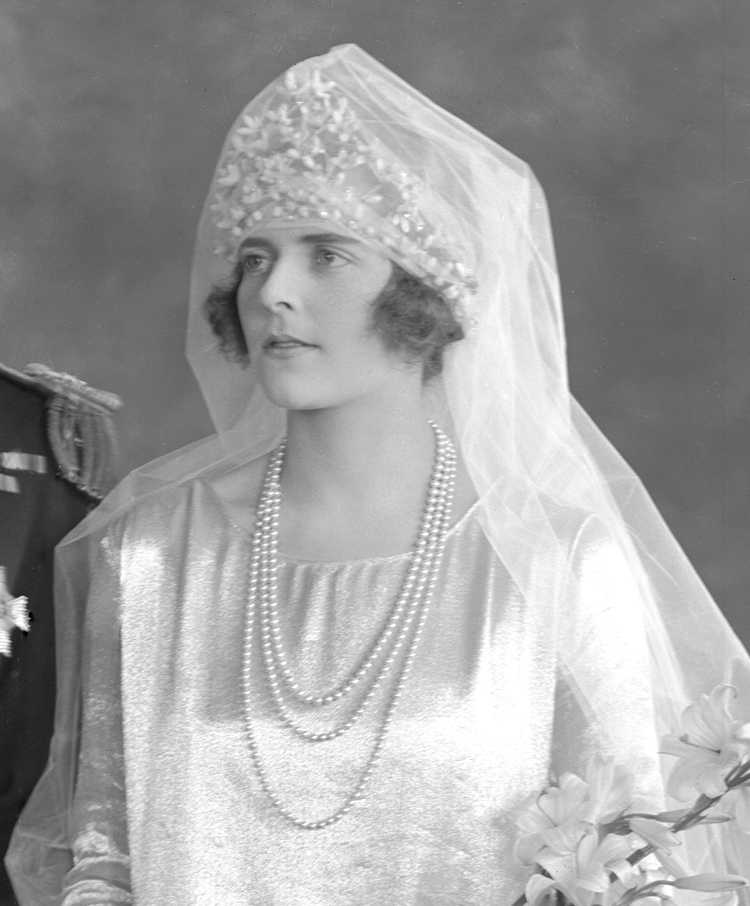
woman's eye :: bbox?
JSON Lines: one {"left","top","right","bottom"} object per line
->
{"left": 241, "top": 252, "right": 270, "bottom": 274}
{"left": 315, "top": 248, "right": 346, "bottom": 267}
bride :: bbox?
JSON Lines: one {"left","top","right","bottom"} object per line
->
{"left": 7, "top": 44, "right": 750, "bottom": 905}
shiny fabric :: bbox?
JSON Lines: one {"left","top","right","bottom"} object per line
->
{"left": 62, "top": 476, "right": 661, "bottom": 906}
{"left": 10, "top": 44, "right": 750, "bottom": 906}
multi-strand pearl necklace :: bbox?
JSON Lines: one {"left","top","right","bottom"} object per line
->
{"left": 241, "top": 422, "right": 457, "bottom": 830}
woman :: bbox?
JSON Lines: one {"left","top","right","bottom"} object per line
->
{"left": 7, "top": 44, "right": 750, "bottom": 905}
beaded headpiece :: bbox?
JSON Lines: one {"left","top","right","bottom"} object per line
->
{"left": 211, "top": 59, "right": 479, "bottom": 320}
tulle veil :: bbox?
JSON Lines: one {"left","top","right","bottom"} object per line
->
{"left": 7, "top": 43, "right": 750, "bottom": 904}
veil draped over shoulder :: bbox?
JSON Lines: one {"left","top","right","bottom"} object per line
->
{"left": 7, "top": 44, "right": 750, "bottom": 903}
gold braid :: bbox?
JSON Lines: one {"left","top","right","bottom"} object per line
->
{"left": 25, "top": 365, "right": 122, "bottom": 501}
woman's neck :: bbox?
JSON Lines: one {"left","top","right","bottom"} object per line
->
{"left": 278, "top": 394, "right": 437, "bottom": 560}
{"left": 266, "top": 382, "right": 440, "bottom": 559}
{"left": 285, "top": 400, "right": 433, "bottom": 505}
{"left": 210, "top": 384, "right": 477, "bottom": 561}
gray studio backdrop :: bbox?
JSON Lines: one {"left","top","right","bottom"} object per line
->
{"left": 1, "top": 0, "right": 748, "bottom": 643}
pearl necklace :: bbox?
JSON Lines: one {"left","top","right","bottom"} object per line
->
{"left": 241, "top": 422, "right": 457, "bottom": 830}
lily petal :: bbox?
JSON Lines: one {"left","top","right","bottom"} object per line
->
{"left": 524, "top": 874, "right": 558, "bottom": 906}
{"left": 730, "top": 786, "right": 750, "bottom": 833}
{"left": 629, "top": 816, "right": 681, "bottom": 851}
{"left": 539, "top": 820, "right": 589, "bottom": 854}
{"left": 514, "top": 833, "right": 545, "bottom": 864}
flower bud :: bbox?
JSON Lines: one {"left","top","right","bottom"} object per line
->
{"left": 670, "top": 873, "right": 748, "bottom": 891}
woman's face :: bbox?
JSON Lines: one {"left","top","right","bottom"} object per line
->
{"left": 236, "top": 223, "right": 415, "bottom": 411}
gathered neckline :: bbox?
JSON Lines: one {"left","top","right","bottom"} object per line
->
{"left": 278, "top": 498, "right": 481, "bottom": 567}
{"left": 200, "top": 477, "right": 481, "bottom": 568}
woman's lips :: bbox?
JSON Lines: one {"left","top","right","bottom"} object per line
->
{"left": 262, "top": 334, "right": 318, "bottom": 359}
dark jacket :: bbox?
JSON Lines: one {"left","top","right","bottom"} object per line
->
{"left": 0, "top": 364, "right": 119, "bottom": 906}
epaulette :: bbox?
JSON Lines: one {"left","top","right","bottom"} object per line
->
{"left": 17, "top": 364, "right": 123, "bottom": 501}
{"left": 0, "top": 363, "right": 46, "bottom": 395}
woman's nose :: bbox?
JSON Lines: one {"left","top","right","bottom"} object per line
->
{"left": 258, "top": 255, "right": 304, "bottom": 312}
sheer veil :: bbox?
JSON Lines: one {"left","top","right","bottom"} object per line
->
{"left": 7, "top": 43, "right": 750, "bottom": 903}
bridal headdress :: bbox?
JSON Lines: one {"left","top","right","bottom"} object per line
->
{"left": 8, "top": 44, "right": 750, "bottom": 903}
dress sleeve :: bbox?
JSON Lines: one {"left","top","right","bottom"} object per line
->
{"left": 61, "top": 535, "right": 132, "bottom": 906}
{"left": 550, "top": 514, "right": 664, "bottom": 808}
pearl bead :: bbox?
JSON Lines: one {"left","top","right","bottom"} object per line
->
{"left": 240, "top": 423, "right": 456, "bottom": 829}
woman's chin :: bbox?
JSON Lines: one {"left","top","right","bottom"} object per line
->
{"left": 258, "top": 376, "right": 327, "bottom": 411}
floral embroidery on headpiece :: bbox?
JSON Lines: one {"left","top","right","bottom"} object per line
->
{"left": 211, "top": 60, "right": 479, "bottom": 322}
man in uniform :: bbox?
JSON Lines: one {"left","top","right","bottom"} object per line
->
{"left": 0, "top": 364, "right": 120, "bottom": 906}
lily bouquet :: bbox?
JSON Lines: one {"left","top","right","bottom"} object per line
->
{"left": 512, "top": 686, "right": 750, "bottom": 906}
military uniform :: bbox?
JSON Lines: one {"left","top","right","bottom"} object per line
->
{"left": 0, "top": 364, "right": 120, "bottom": 906}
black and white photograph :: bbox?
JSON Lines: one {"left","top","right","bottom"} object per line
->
{"left": 1, "top": 2, "right": 749, "bottom": 904}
